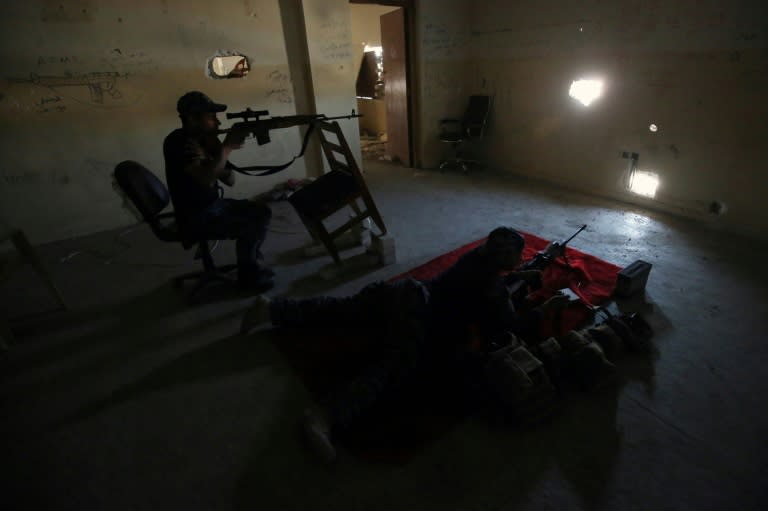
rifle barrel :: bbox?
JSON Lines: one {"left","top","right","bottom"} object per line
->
{"left": 218, "top": 112, "right": 362, "bottom": 133}
{"left": 563, "top": 224, "right": 587, "bottom": 245}
{"left": 321, "top": 113, "right": 363, "bottom": 120}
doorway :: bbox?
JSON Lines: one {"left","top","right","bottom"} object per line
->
{"left": 349, "top": 1, "right": 412, "bottom": 167}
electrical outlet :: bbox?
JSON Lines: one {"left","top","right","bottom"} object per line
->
{"left": 621, "top": 151, "right": 639, "bottom": 160}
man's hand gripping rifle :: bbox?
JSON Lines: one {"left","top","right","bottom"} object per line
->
{"left": 505, "top": 224, "right": 588, "bottom": 301}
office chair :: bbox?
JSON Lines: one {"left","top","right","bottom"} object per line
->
{"left": 438, "top": 95, "right": 492, "bottom": 173}
{"left": 113, "top": 161, "right": 237, "bottom": 302}
{"left": 288, "top": 120, "right": 387, "bottom": 264}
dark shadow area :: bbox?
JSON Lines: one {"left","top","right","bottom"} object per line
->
{"left": 46, "top": 332, "right": 274, "bottom": 431}
{"left": 4, "top": 272, "right": 259, "bottom": 369}
{"left": 272, "top": 239, "right": 369, "bottom": 271}
{"left": 0, "top": 263, "right": 71, "bottom": 323}
{"left": 272, "top": 245, "right": 316, "bottom": 267}
{"left": 274, "top": 325, "right": 468, "bottom": 462}
{"left": 232, "top": 326, "right": 658, "bottom": 511}
{"left": 7, "top": 283, "right": 185, "bottom": 350}
{"left": 614, "top": 291, "right": 674, "bottom": 341}
{"left": 2, "top": 284, "right": 244, "bottom": 401}
{"left": 280, "top": 251, "right": 387, "bottom": 299}
{"left": 230, "top": 230, "right": 660, "bottom": 508}
{"left": 175, "top": 274, "right": 270, "bottom": 304}
{"left": 671, "top": 228, "right": 768, "bottom": 290}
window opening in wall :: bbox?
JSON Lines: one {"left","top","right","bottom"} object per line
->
{"left": 356, "top": 45, "right": 384, "bottom": 99}
{"left": 569, "top": 79, "right": 603, "bottom": 106}
{"left": 350, "top": 3, "right": 411, "bottom": 166}
{"left": 367, "top": 45, "right": 384, "bottom": 99}
{"left": 364, "top": 44, "right": 383, "bottom": 57}
{"left": 629, "top": 170, "right": 659, "bottom": 198}
{"left": 209, "top": 55, "right": 250, "bottom": 79}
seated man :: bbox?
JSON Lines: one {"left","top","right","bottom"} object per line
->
{"left": 241, "top": 227, "right": 574, "bottom": 463}
{"left": 164, "top": 91, "right": 273, "bottom": 291}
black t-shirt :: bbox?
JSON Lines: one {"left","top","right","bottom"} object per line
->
{"left": 426, "top": 246, "right": 501, "bottom": 322}
{"left": 425, "top": 246, "right": 543, "bottom": 342}
{"left": 163, "top": 128, "right": 221, "bottom": 226}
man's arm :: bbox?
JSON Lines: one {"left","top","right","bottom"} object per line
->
{"left": 184, "top": 129, "right": 246, "bottom": 188}
{"left": 499, "top": 291, "right": 570, "bottom": 339}
{"left": 219, "top": 161, "right": 237, "bottom": 187}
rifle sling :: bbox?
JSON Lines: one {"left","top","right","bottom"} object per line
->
{"left": 230, "top": 121, "right": 317, "bottom": 177}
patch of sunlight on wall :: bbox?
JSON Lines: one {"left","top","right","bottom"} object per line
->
{"left": 569, "top": 79, "right": 604, "bottom": 106}
{"left": 629, "top": 170, "right": 659, "bottom": 198}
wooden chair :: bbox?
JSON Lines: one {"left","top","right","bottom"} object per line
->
{"left": 288, "top": 120, "right": 387, "bottom": 264}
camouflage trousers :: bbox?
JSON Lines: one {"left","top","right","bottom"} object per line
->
{"left": 270, "top": 278, "right": 431, "bottom": 430}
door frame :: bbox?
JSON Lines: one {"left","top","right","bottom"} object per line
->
{"left": 349, "top": 0, "right": 417, "bottom": 168}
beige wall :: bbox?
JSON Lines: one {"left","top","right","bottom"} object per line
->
{"left": 6, "top": 1, "right": 761, "bottom": 243}
{"left": 349, "top": 3, "right": 400, "bottom": 72}
{"left": 0, "top": 0, "right": 359, "bottom": 244}
{"left": 302, "top": 0, "right": 363, "bottom": 172}
{"left": 414, "top": 0, "right": 473, "bottom": 168}
{"left": 0, "top": 0, "right": 477, "bottom": 243}
{"left": 356, "top": 98, "right": 387, "bottom": 135}
{"left": 469, "top": 0, "right": 768, "bottom": 240}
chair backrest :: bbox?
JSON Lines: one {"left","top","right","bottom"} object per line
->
{"left": 315, "top": 120, "right": 373, "bottom": 199}
{"left": 310, "top": 120, "right": 387, "bottom": 234}
{"left": 463, "top": 95, "right": 491, "bottom": 138}
{"left": 113, "top": 160, "right": 170, "bottom": 223}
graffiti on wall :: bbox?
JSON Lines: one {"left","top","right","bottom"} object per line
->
{"left": 266, "top": 69, "right": 293, "bottom": 104}
{"left": 11, "top": 72, "right": 125, "bottom": 104}
{"left": 316, "top": 16, "right": 353, "bottom": 64}
{"left": 1, "top": 48, "right": 156, "bottom": 112}
{"left": 423, "top": 22, "right": 469, "bottom": 59}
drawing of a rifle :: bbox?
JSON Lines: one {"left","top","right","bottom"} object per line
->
{"left": 13, "top": 72, "right": 123, "bottom": 103}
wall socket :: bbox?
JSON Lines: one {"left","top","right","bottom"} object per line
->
{"left": 709, "top": 201, "right": 728, "bottom": 215}
{"left": 621, "top": 151, "right": 639, "bottom": 160}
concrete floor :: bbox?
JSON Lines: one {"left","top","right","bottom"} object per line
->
{"left": 2, "top": 161, "right": 766, "bottom": 510}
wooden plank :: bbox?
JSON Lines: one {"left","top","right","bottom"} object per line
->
{"left": 321, "top": 140, "right": 344, "bottom": 154}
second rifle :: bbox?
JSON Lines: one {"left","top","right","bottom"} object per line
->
{"left": 506, "top": 224, "right": 588, "bottom": 299}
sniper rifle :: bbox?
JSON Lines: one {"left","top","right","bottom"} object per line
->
{"left": 217, "top": 108, "right": 362, "bottom": 176}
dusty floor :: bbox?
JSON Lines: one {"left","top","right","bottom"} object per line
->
{"left": 2, "top": 161, "right": 766, "bottom": 510}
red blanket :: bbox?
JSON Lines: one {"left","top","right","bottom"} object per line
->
{"left": 392, "top": 231, "right": 621, "bottom": 335}
{"left": 275, "top": 233, "right": 621, "bottom": 462}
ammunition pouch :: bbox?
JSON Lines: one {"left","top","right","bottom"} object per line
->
{"left": 560, "top": 330, "right": 616, "bottom": 390}
{"left": 483, "top": 333, "right": 557, "bottom": 422}
{"left": 603, "top": 313, "right": 654, "bottom": 354}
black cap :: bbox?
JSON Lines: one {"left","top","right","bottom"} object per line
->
{"left": 176, "top": 91, "right": 227, "bottom": 116}
{"left": 486, "top": 227, "right": 525, "bottom": 253}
